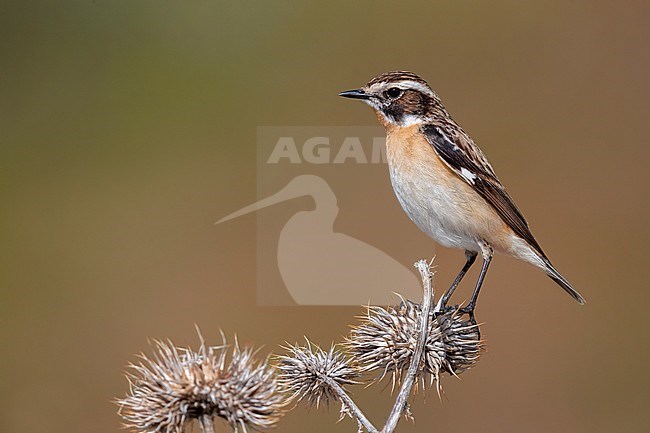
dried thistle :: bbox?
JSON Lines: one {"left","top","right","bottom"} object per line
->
{"left": 346, "top": 299, "right": 482, "bottom": 391}
{"left": 117, "top": 331, "right": 285, "bottom": 433}
{"left": 276, "top": 339, "right": 361, "bottom": 409}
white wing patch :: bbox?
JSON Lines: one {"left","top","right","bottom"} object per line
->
{"left": 435, "top": 127, "right": 459, "bottom": 151}
{"left": 434, "top": 126, "right": 476, "bottom": 184}
{"left": 460, "top": 167, "right": 477, "bottom": 184}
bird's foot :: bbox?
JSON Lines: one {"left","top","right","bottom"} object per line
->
{"left": 433, "top": 302, "right": 454, "bottom": 317}
{"left": 459, "top": 304, "right": 476, "bottom": 321}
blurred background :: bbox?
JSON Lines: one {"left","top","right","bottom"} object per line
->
{"left": 1, "top": 1, "right": 648, "bottom": 432}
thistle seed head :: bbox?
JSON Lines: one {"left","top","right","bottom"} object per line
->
{"left": 117, "top": 332, "right": 285, "bottom": 433}
{"left": 276, "top": 339, "right": 360, "bottom": 409}
{"left": 346, "top": 300, "right": 482, "bottom": 390}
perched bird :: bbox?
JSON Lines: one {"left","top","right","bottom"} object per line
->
{"left": 339, "top": 71, "right": 585, "bottom": 315}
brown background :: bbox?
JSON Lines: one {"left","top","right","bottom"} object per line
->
{"left": 1, "top": 1, "right": 648, "bottom": 432}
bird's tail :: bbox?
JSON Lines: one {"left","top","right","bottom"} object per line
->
{"left": 544, "top": 262, "right": 586, "bottom": 305}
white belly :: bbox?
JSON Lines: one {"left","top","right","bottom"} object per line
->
{"left": 389, "top": 161, "right": 481, "bottom": 252}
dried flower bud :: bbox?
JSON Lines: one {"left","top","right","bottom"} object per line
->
{"left": 117, "top": 332, "right": 285, "bottom": 433}
{"left": 346, "top": 300, "right": 482, "bottom": 390}
{"left": 276, "top": 339, "right": 360, "bottom": 409}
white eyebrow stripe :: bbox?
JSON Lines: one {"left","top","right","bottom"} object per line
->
{"left": 394, "top": 80, "right": 435, "bottom": 97}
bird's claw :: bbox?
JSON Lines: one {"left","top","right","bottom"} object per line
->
{"left": 459, "top": 305, "right": 476, "bottom": 321}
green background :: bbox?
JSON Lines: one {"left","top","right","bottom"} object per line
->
{"left": 1, "top": 1, "right": 648, "bottom": 432}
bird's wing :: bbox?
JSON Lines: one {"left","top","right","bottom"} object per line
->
{"left": 421, "top": 123, "right": 547, "bottom": 258}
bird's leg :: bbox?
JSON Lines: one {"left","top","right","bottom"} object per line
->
{"left": 436, "top": 250, "right": 478, "bottom": 312}
{"left": 461, "top": 244, "right": 493, "bottom": 319}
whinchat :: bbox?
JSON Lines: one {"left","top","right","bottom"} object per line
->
{"left": 339, "top": 71, "right": 585, "bottom": 315}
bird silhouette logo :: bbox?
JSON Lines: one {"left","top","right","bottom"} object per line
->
{"left": 217, "top": 174, "right": 419, "bottom": 305}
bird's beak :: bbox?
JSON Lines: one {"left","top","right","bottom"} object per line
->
{"left": 338, "top": 89, "right": 370, "bottom": 100}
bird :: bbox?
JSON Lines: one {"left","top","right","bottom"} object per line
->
{"left": 216, "top": 174, "right": 421, "bottom": 305}
{"left": 339, "top": 71, "right": 585, "bottom": 316}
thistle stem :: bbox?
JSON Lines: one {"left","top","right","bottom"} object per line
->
{"left": 199, "top": 414, "right": 216, "bottom": 433}
{"left": 322, "top": 376, "right": 379, "bottom": 433}
{"left": 382, "top": 259, "right": 434, "bottom": 433}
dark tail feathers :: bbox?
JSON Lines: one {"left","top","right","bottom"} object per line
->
{"left": 545, "top": 263, "right": 586, "bottom": 305}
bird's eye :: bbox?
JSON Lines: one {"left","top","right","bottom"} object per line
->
{"left": 384, "top": 87, "right": 403, "bottom": 99}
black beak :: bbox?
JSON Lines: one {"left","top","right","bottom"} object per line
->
{"left": 338, "top": 89, "right": 370, "bottom": 100}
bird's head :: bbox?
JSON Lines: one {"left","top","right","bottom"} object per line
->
{"left": 339, "top": 71, "right": 444, "bottom": 128}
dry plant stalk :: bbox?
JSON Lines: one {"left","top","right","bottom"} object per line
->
{"left": 117, "top": 259, "right": 483, "bottom": 433}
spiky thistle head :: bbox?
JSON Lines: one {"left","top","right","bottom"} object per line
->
{"left": 117, "top": 331, "right": 286, "bottom": 433}
{"left": 346, "top": 300, "right": 482, "bottom": 391}
{"left": 276, "top": 339, "right": 361, "bottom": 409}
